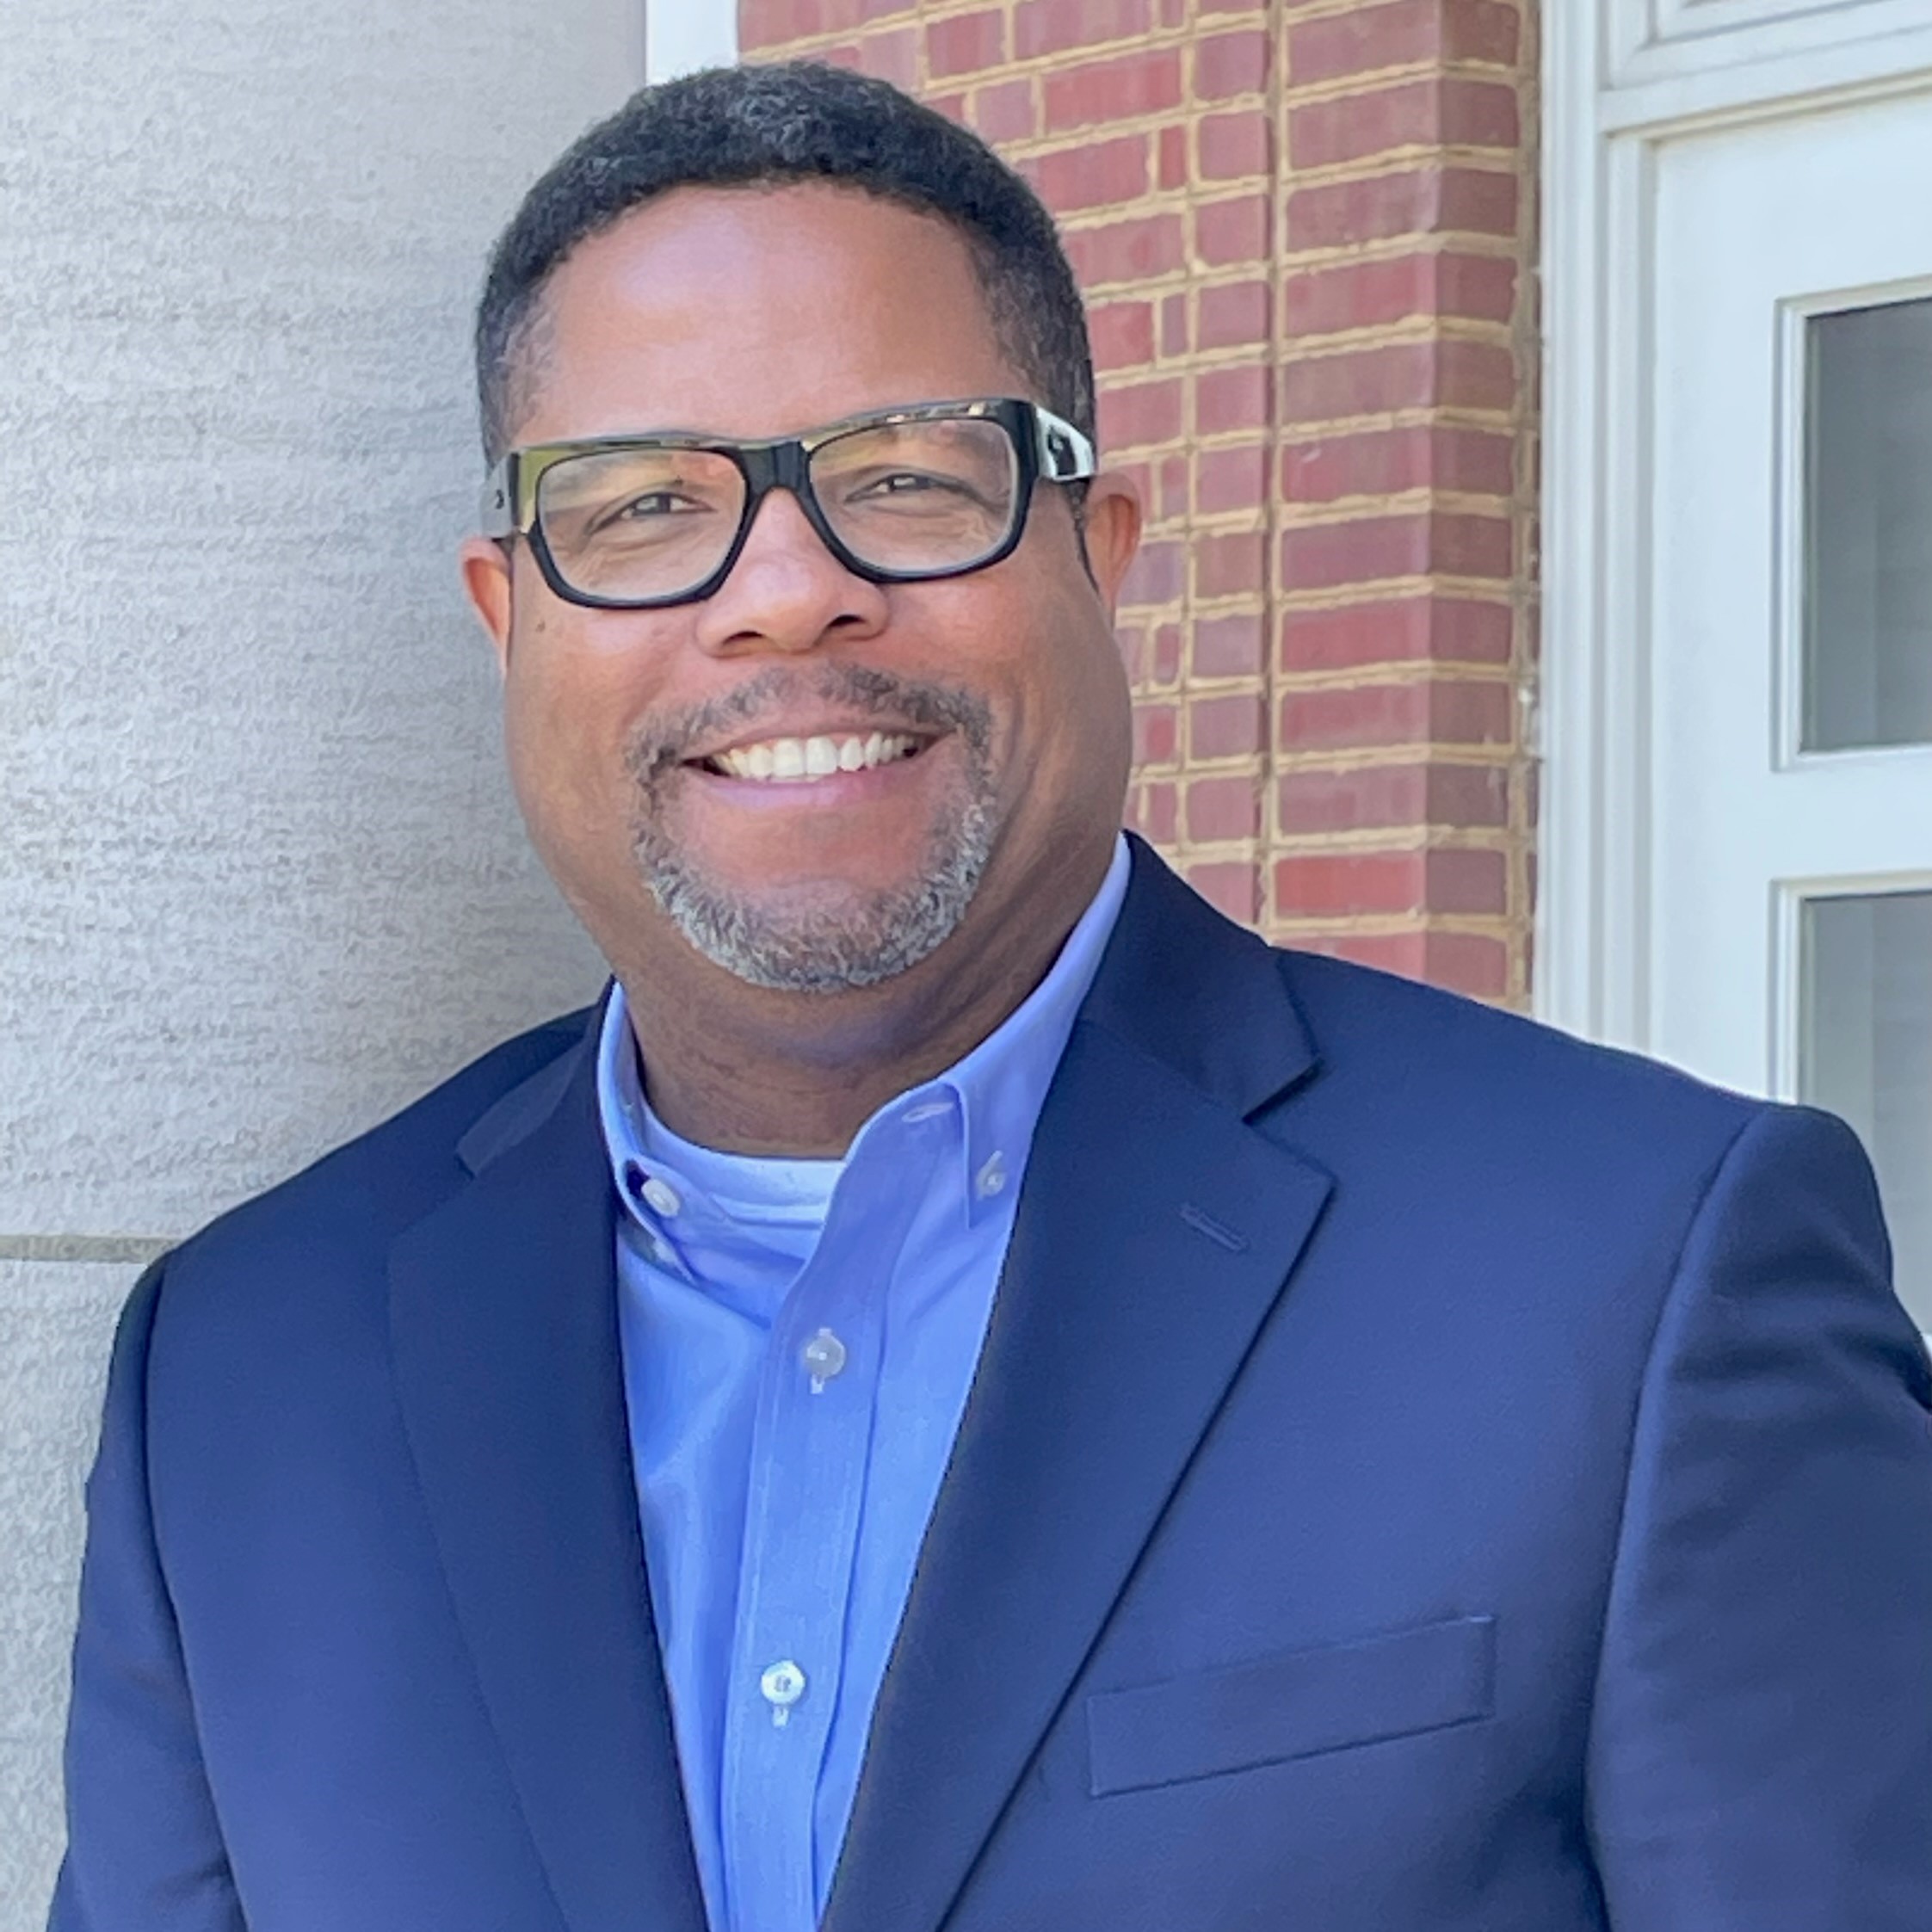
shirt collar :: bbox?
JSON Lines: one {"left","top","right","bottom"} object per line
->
{"left": 596, "top": 832, "right": 1132, "bottom": 1234}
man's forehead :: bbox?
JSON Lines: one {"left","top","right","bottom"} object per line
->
{"left": 513, "top": 183, "right": 1023, "bottom": 446}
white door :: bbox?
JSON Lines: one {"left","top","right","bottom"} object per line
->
{"left": 1649, "top": 90, "right": 1932, "bottom": 1330}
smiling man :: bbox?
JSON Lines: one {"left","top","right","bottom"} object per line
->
{"left": 52, "top": 62, "right": 1932, "bottom": 1932}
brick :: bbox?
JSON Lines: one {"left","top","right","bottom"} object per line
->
{"left": 972, "top": 77, "right": 1037, "bottom": 142}
{"left": 740, "top": 0, "right": 865, "bottom": 44}
{"left": 1288, "top": 77, "right": 1520, "bottom": 169}
{"left": 1280, "top": 512, "right": 1512, "bottom": 589}
{"left": 1424, "top": 845, "right": 1507, "bottom": 913}
{"left": 1152, "top": 620, "right": 1184, "bottom": 680}
{"left": 1190, "top": 693, "right": 1267, "bottom": 759}
{"left": 1196, "top": 361, "right": 1270, "bottom": 435}
{"left": 1194, "top": 194, "right": 1271, "bottom": 268}
{"left": 1063, "top": 212, "right": 1185, "bottom": 285}
{"left": 1161, "top": 291, "right": 1189, "bottom": 355}
{"left": 1043, "top": 47, "right": 1183, "bottom": 130}
{"left": 1195, "top": 530, "right": 1268, "bottom": 598}
{"left": 1287, "top": 0, "right": 1522, "bottom": 85}
{"left": 1274, "top": 850, "right": 1426, "bottom": 917}
{"left": 1188, "top": 774, "right": 1264, "bottom": 840}
{"left": 1279, "top": 596, "right": 1514, "bottom": 670}
{"left": 1294, "top": 930, "right": 1426, "bottom": 976}
{"left": 1158, "top": 125, "right": 1188, "bottom": 191}
{"left": 1134, "top": 701, "right": 1179, "bottom": 764}
{"left": 1199, "top": 279, "right": 1269, "bottom": 350}
{"left": 1030, "top": 133, "right": 1151, "bottom": 213}
{"left": 1158, "top": 453, "right": 1189, "bottom": 520}
{"left": 1298, "top": 929, "right": 1509, "bottom": 999}
{"left": 1420, "top": 929, "right": 1510, "bottom": 998}
{"left": 1199, "top": 109, "right": 1270, "bottom": 182}
{"left": 1193, "top": 612, "right": 1266, "bottom": 676}
{"left": 1282, "top": 252, "right": 1517, "bottom": 336}
{"left": 1281, "top": 425, "right": 1515, "bottom": 502}
{"left": 1280, "top": 340, "right": 1517, "bottom": 422}
{"left": 1429, "top": 678, "right": 1515, "bottom": 744}
{"left": 927, "top": 90, "right": 968, "bottom": 122}
{"left": 1435, "top": 253, "right": 1520, "bottom": 323}
{"left": 1186, "top": 861, "right": 1261, "bottom": 922}
{"left": 812, "top": 28, "right": 918, "bottom": 86}
{"left": 1276, "top": 761, "right": 1509, "bottom": 833}
{"left": 927, "top": 8, "right": 1007, "bottom": 77}
{"left": 1120, "top": 538, "right": 1185, "bottom": 606}
{"left": 1276, "top": 677, "right": 1512, "bottom": 750}
{"left": 1195, "top": 443, "right": 1268, "bottom": 515}
{"left": 1097, "top": 374, "right": 1184, "bottom": 450}
{"left": 1195, "top": 28, "right": 1268, "bottom": 99}
{"left": 1015, "top": 0, "right": 1154, "bottom": 59}
{"left": 1287, "top": 168, "right": 1518, "bottom": 252}
{"left": 1088, "top": 298, "right": 1157, "bottom": 373}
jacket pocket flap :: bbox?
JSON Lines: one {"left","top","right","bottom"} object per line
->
{"left": 1086, "top": 1614, "right": 1496, "bottom": 1797}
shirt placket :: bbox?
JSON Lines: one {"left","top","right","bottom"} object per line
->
{"left": 717, "top": 1114, "right": 945, "bottom": 1932}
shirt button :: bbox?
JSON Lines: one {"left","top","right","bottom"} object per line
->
{"left": 639, "top": 1176, "right": 682, "bottom": 1218}
{"left": 801, "top": 1328, "right": 848, "bottom": 1386}
{"left": 975, "top": 1151, "right": 1007, "bottom": 1199}
{"left": 760, "top": 1659, "right": 806, "bottom": 1726}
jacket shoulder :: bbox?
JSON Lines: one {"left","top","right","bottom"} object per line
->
{"left": 1271, "top": 946, "right": 1762, "bottom": 1155}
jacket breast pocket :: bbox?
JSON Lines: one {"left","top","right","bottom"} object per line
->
{"left": 1085, "top": 1614, "right": 1496, "bottom": 1798}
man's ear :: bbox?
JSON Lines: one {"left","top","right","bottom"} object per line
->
{"left": 1077, "top": 469, "right": 1143, "bottom": 613}
{"left": 458, "top": 537, "right": 515, "bottom": 678}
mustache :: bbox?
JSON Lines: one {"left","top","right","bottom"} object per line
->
{"left": 624, "top": 663, "right": 993, "bottom": 784}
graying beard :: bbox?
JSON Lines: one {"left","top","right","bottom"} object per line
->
{"left": 623, "top": 664, "right": 999, "bottom": 992}
{"left": 641, "top": 790, "right": 996, "bottom": 991}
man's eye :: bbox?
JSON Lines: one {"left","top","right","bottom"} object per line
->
{"left": 848, "top": 471, "right": 972, "bottom": 502}
{"left": 610, "top": 491, "right": 705, "bottom": 522}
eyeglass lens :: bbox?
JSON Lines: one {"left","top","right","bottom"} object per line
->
{"left": 533, "top": 416, "right": 1022, "bottom": 603}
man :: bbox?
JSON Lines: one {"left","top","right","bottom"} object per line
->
{"left": 52, "top": 61, "right": 1932, "bottom": 1932}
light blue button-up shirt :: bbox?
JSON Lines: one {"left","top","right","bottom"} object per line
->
{"left": 595, "top": 836, "right": 1129, "bottom": 1932}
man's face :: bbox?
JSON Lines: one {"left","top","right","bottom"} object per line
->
{"left": 461, "top": 183, "right": 1139, "bottom": 997}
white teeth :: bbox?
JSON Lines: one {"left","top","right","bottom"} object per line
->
{"left": 709, "top": 732, "right": 922, "bottom": 782}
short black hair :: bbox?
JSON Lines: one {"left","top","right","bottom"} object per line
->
{"left": 473, "top": 61, "right": 1096, "bottom": 466}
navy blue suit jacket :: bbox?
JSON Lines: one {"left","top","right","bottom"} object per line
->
{"left": 52, "top": 841, "right": 1932, "bottom": 1930}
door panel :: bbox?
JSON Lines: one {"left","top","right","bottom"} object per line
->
{"left": 1651, "top": 93, "right": 1932, "bottom": 1325}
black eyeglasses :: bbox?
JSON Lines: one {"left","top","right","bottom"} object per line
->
{"left": 478, "top": 397, "right": 1096, "bottom": 611}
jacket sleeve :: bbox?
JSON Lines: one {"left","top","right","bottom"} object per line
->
{"left": 48, "top": 1258, "right": 246, "bottom": 1932}
{"left": 1585, "top": 1103, "right": 1932, "bottom": 1929}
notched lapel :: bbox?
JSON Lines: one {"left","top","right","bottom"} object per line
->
{"left": 827, "top": 851, "right": 1335, "bottom": 1932}
{"left": 388, "top": 1028, "right": 707, "bottom": 1932}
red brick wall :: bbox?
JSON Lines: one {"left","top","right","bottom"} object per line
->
{"left": 738, "top": 0, "right": 1539, "bottom": 1003}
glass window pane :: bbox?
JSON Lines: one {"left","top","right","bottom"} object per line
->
{"left": 1799, "top": 892, "right": 1932, "bottom": 1329}
{"left": 1801, "top": 297, "right": 1932, "bottom": 752}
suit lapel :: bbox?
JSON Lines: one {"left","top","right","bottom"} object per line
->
{"left": 824, "top": 847, "right": 1334, "bottom": 1932}
{"left": 388, "top": 1016, "right": 707, "bottom": 1932}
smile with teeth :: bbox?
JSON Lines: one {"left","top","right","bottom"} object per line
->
{"left": 701, "top": 731, "right": 925, "bottom": 782}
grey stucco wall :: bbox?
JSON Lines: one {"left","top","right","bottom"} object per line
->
{"left": 0, "top": 3, "right": 645, "bottom": 1915}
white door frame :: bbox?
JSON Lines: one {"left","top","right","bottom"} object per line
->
{"left": 1535, "top": 0, "right": 1932, "bottom": 1049}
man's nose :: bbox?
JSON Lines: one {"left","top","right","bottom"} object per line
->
{"left": 691, "top": 487, "right": 889, "bottom": 657}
